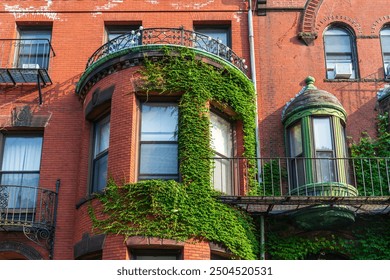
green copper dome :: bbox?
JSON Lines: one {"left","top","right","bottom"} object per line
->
{"left": 282, "top": 76, "right": 347, "bottom": 126}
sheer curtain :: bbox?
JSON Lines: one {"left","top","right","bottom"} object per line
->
{"left": 1, "top": 136, "right": 42, "bottom": 208}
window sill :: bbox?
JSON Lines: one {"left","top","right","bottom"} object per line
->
{"left": 75, "top": 192, "right": 103, "bottom": 209}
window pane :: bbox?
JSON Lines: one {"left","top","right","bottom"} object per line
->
{"left": 315, "top": 151, "right": 335, "bottom": 182}
{"left": 210, "top": 112, "right": 233, "bottom": 157}
{"left": 212, "top": 158, "right": 233, "bottom": 194}
{"left": 2, "top": 136, "right": 42, "bottom": 171}
{"left": 92, "top": 154, "right": 108, "bottom": 193}
{"left": 324, "top": 34, "right": 351, "bottom": 53}
{"left": 380, "top": 28, "right": 390, "bottom": 53}
{"left": 289, "top": 122, "right": 302, "bottom": 157}
{"left": 195, "top": 28, "right": 229, "bottom": 46}
{"left": 313, "top": 118, "right": 333, "bottom": 151}
{"left": 94, "top": 116, "right": 110, "bottom": 156}
{"left": 141, "top": 104, "right": 178, "bottom": 141}
{"left": 92, "top": 116, "right": 110, "bottom": 193}
{"left": 140, "top": 144, "right": 178, "bottom": 175}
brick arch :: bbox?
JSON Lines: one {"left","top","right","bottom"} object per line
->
{"left": 371, "top": 15, "right": 390, "bottom": 35}
{"left": 0, "top": 241, "right": 43, "bottom": 260}
{"left": 298, "top": 0, "right": 325, "bottom": 45}
{"left": 315, "top": 16, "right": 362, "bottom": 36}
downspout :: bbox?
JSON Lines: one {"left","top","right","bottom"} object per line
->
{"left": 248, "top": 0, "right": 265, "bottom": 260}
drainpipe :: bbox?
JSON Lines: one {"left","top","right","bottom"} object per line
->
{"left": 248, "top": 0, "right": 265, "bottom": 260}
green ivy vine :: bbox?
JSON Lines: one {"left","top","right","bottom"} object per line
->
{"left": 350, "top": 113, "right": 390, "bottom": 195}
{"left": 89, "top": 47, "right": 259, "bottom": 259}
{"left": 266, "top": 217, "right": 390, "bottom": 260}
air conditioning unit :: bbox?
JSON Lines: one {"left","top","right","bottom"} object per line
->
{"left": 334, "top": 63, "right": 352, "bottom": 79}
{"left": 22, "top": 64, "right": 40, "bottom": 69}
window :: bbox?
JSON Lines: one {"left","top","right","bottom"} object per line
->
{"left": 312, "top": 117, "right": 336, "bottom": 182}
{"left": 139, "top": 103, "right": 178, "bottom": 180}
{"left": 91, "top": 115, "right": 110, "bottom": 193}
{"left": 210, "top": 111, "right": 234, "bottom": 194}
{"left": 105, "top": 25, "right": 141, "bottom": 53}
{"left": 288, "top": 121, "right": 305, "bottom": 187}
{"left": 130, "top": 249, "right": 181, "bottom": 260}
{"left": 380, "top": 26, "right": 390, "bottom": 78}
{"left": 324, "top": 26, "right": 357, "bottom": 79}
{"left": 0, "top": 135, "right": 43, "bottom": 208}
{"left": 16, "top": 28, "right": 52, "bottom": 69}
{"left": 194, "top": 26, "right": 231, "bottom": 47}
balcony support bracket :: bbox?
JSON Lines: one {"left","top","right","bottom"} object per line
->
{"left": 23, "top": 225, "right": 54, "bottom": 253}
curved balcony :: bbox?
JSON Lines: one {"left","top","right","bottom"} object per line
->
{"left": 76, "top": 27, "right": 248, "bottom": 97}
{"left": 0, "top": 183, "right": 59, "bottom": 253}
{"left": 213, "top": 157, "right": 390, "bottom": 212}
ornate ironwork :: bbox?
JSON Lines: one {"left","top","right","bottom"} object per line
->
{"left": 23, "top": 225, "right": 53, "bottom": 249}
{"left": 86, "top": 27, "right": 248, "bottom": 74}
{"left": 0, "top": 184, "right": 59, "bottom": 257}
{"left": 0, "top": 185, "right": 9, "bottom": 209}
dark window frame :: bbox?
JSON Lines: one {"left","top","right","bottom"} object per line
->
{"left": 380, "top": 25, "right": 390, "bottom": 78}
{"left": 130, "top": 249, "right": 182, "bottom": 260}
{"left": 16, "top": 26, "right": 52, "bottom": 70}
{"left": 194, "top": 24, "right": 232, "bottom": 48}
{"left": 138, "top": 102, "right": 179, "bottom": 181}
{"left": 90, "top": 114, "right": 110, "bottom": 194}
{"left": 323, "top": 24, "right": 359, "bottom": 79}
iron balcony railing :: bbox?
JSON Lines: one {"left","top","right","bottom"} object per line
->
{"left": 0, "top": 185, "right": 57, "bottom": 229}
{"left": 85, "top": 27, "right": 248, "bottom": 73}
{"left": 0, "top": 39, "right": 55, "bottom": 70}
{"left": 0, "top": 39, "right": 55, "bottom": 85}
{"left": 211, "top": 157, "right": 390, "bottom": 197}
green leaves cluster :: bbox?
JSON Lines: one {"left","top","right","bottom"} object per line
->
{"left": 350, "top": 113, "right": 390, "bottom": 195}
{"left": 266, "top": 217, "right": 390, "bottom": 260}
{"left": 90, "top": 180, "right": 258, "bottom": 259}
{"left": 90, "top": 47, "right": 259, "bottom": 259}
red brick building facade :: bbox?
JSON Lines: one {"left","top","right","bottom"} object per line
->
{"left": 0, "top": 0, "right": 389, "bottom": 260}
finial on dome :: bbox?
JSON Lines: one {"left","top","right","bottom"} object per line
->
{"left": 305, "top": 76, "right": 317, "bottom": 90}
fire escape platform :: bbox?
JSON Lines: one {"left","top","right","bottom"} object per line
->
{"left": 0, "top": 68, "right": 52, "bottom": 85}
{"left": 219, "top": 195, "right": 390, "bottom": 215}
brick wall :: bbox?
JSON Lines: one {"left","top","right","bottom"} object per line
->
{"left": 0, "top": 0, "right": 388, "bottom": 259}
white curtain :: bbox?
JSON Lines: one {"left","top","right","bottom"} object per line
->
{"left": 1, "top": 136, "right": 42, "bottom": 209}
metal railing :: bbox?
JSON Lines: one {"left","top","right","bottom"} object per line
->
{"left": 0, "top": 39, "right": 55, "bottom": 70}
{"left": 0, "top": 185, "right": 57, "bottom": 228}
{"left": 86, "top": 27, "right": 248, "bottom": 73}
{"left": 211, "top": 157, "right": 390, "bottom": 197}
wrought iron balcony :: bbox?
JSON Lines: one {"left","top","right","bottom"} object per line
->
{"left": 0, "top": 39, "right": 55, "bottom": 85}
{"left": 212, "top": 157, "right": 390, "bottom": 215}
{"left": 85, "top": 27, "right": 248, "bottom": 74}
{"left": 0, "top": 182, "right": 59, "bottom": 254}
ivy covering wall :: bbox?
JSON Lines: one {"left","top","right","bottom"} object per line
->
{"left": 89, "top": 47, "right": 259, "bottom": 259}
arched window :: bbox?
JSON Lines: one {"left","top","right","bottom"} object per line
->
{"left": 324, "top": 26, "right": 358, "bottom": 79}
{"left": 380, "top": 25, "right": 390, "bottom": 78}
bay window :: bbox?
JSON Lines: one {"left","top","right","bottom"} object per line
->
{"left": 91, "top": 115, "right": 110, "bottom": 193}
{"left": 139, "top": 103, "right": 178, "bottom": 180}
